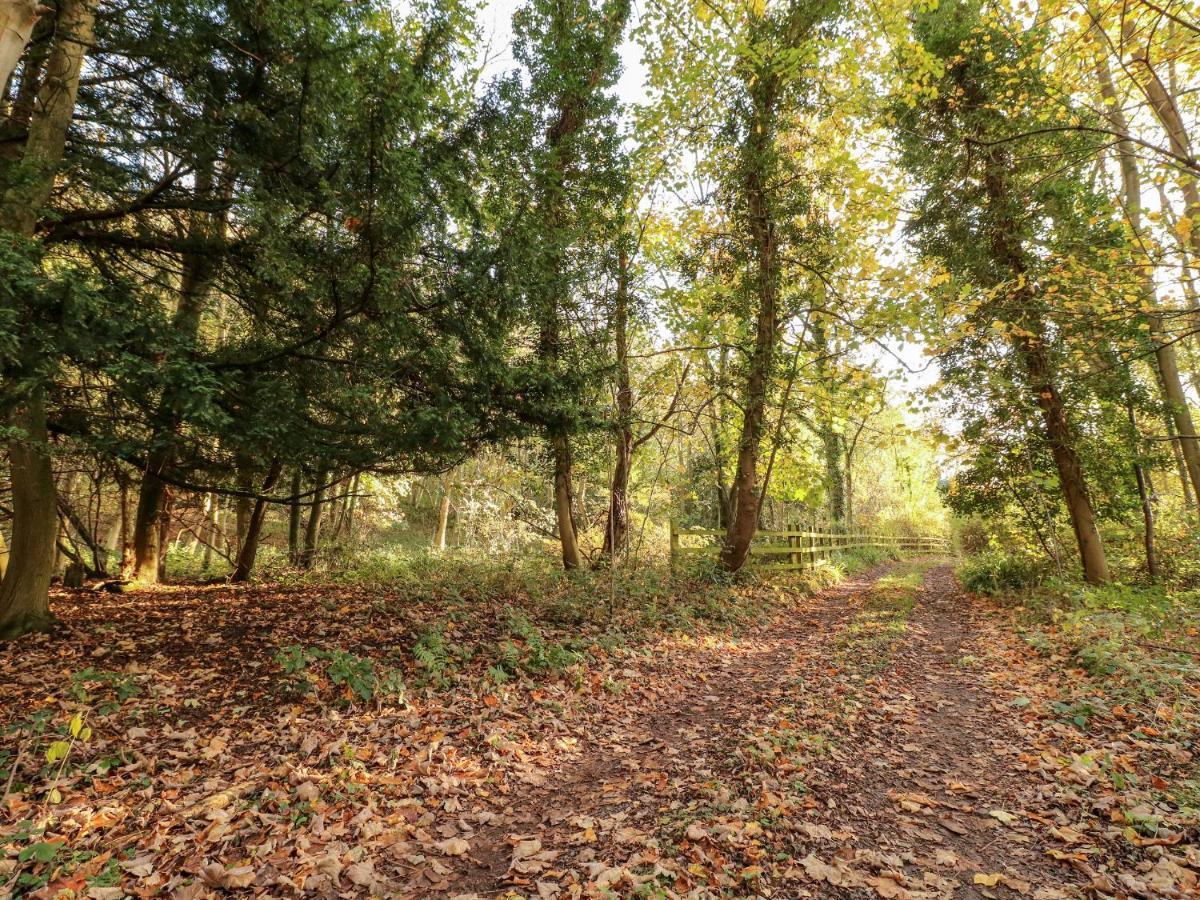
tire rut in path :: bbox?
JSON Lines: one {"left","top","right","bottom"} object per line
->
{"left": 448, "top": 564, "right": 897, "bottom": 896}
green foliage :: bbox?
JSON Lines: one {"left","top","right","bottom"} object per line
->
{"left": 492, "top": 612, "right": 583, "bottom": 678}
{"left": 272, "top": 646, "right": 406, "bottom": 705}
{"left": 957, "top": 551, "right": 1045, "bottom": 595}
{"left": 412, "top": 626, "right": 457, "bottom": 686}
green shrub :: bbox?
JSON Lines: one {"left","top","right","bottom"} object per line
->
{"left": 841, "top": 545, "right": 897, "bottom": 570}
{"left": 273, "top": 645, "right": 406, "bottom": 704}
{"left": 957, "top": 551, "right": 1044, "bottom": 595}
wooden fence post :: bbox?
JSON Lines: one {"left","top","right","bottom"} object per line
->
{"left": 670, "top": 521, "right": 679, "bottom": 572}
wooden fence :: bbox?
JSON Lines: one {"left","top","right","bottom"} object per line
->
{"left": 669, "top": 525, "right": 951, "bottom": 572}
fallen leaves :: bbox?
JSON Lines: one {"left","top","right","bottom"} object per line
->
{"left": 1, "top": 565, "right": 1196, "bottom": 898}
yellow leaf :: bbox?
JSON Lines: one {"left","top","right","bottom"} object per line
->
{"left": 973, "top": 873, "right": 1002, "bottom": 886}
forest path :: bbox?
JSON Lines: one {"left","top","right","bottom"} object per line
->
{"left": 449, "top": 562, "right": 1085, "bottom": 899}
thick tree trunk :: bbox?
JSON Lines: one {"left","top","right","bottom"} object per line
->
{"left": 0, "top": 397, "right": 58, "bottom": 637}
{"left": 231, "top": 458, "right": 282, "bottom": 582}
{"left": 0, "top": 0, "right": 96, "bottom": 638}
{"left": 130, "top": 467, "right": 166, "bottom": 583}
{"left": 603, "top": 432, "right": 632, "bottom": 559}
{"left": 821, "top": 426, "right": 845, "bottom": 524}
{"left": 0, "top": 0, "right": 46, "bottom": 97}
{"left": 982, "top": 150, "right": 1109, "bottom": 583}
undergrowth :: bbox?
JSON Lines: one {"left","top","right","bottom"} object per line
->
{"left": 958, "top": 551, "right": 1200, "bottom": 720}
{"left": 253, "top": 546, "right": 904, "bottom": 704}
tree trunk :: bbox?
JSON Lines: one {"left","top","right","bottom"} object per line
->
{"left": 203, "top": 495, "right": 220, "bottom": 570}
{"left": 551, "top": 437, "right": 583, "bottom": 569}
{"left": 433, "top": 482, "right": 451, "bottom": 552}
{"left": 342, "top": 472, "right": 360, "bottom": 539}
{"left": 602, "top": 243, "right": 633, "bottom": 559}
{"left": 982, "top": 148, "right": 1110, "bottom": 584}
{"left": 287, "top": 471, "right": 302, "bottom": 564}
{"left": 1094, "top": 37, "right": 1200, "bottom": 507}
{"left": 127, "top": 127, "right": 229, "bottom": 583}
{"left": 130, "top": 467, "right": 166, "bottom": 584}
{"left": 1128, "top": 403, "right": 1158, "bottom": 579}
{"left": 0, "top": 0, "right": 96, "bottom": 638}
{"left": 534, "top": 1, "right": 628, "bottom": 571}
{"left": 231, "top": 458, "right": 282, "bottom": 582}
{"left": 0, "top": 398, "right": 58, "bottom": 637}
{"left": 722, "top": 71, "right": 780, "bottom": 573}
{"left": 0, "top": 0, "right": 46, "bottom": 98}
{"left": 299, "top": 469, "right": 329, "bottom": 569}
{"left": 58, "top": 494, "right": 106, "bottom": 576}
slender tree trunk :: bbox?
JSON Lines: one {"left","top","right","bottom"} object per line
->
{"left": 551, "top": 437, "right": 582, "bottom": 569}
{"left": 342, "top": 472, "right": 360, "bottom": 539}
{"left": 287, "top": 471, "right": 302, "bottom": 564}
{"left": 534, "top": 1, "right": 628, "bottom": 571}
{"left": 602, "top": 244, "right": 633, "bottom": 559}
{"left": 1094, "top": 38, "right": 1200, "bottom": 507}
{"left": 1128, "top": 403, "right": 1158, "bottom": 579}
{"left": 1164, "top": 412, "right": 1197, "bottom": 508}
{"left": 0, "top": 0, "right": 96, "bottom": 638}
{"left": 433, "top": 481, "right": 451, "bottom": 552}
{"left": 58, "top": 495, "right": 106, "bottom": 576}
{"left": 231, "top": 458, "right": 282, "bottom": 582}
{"left": 711, "top": 349, "right": 733, "bottom": 529}
{"left": 299, "top": 468, "right": 329, "bottom": 569}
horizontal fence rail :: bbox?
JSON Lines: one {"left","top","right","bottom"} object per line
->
{"left": 669, "top": 525, "right": 951, "bottom": 572}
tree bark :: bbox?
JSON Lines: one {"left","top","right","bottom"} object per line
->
{"left": 0, "top": 0, "right": 96, "bottom": 638}
{"left": 433, "top": 481, "right": 451, "bottom": 552}
{"left": 231, "top": 458, "right": 282, "bottom": 582}
{"left": 1129, "top": 403, "right": 1158, "bottom": 579}
{"left": 602, "top": 243, "right": 633, "bottom": 559}
{"left": 982, "top": 151, "right": 1110, "bottom": 584}
{"left": 0, "top": 398, "right": 58, "bottom": 637}
{"left": 550, "top": 437, "right": 582, "bottom": 569}
{"left": 1094, "top": 37, "right": 1200, "bottom": 507}
{"left": 299, "top": 468, "right": 329, "bottom": 569}
{"left": 287, "top": 471, "right": 302, "bottom": 564}
{"left": 0, "top": 0, "right": 46, "bottom": 98}
{"left": 722, "top": 69, "right": 780, "bottom": 573}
